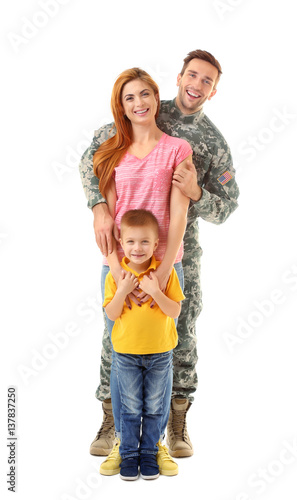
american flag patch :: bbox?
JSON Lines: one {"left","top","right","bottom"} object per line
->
{"left": 218, "top": 170, "right": 232, "bottom": 185}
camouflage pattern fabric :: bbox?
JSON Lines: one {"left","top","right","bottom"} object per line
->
{"left": 80, "top": 99, "right": 239, "bottom": 403}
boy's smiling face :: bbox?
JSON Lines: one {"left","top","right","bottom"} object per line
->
{"left": 120, "top": 225, "right": 159, "bottom": 271}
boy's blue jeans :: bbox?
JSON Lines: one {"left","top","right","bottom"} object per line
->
{"left": 101, "top": 262, "right": 184, "bottom": 440}
{"left": 112, "top": 350, "right": 173, "bottom": 458}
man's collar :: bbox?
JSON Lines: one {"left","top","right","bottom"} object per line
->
{"left": 168, "top": 98, "right": 204, "bottom": 124}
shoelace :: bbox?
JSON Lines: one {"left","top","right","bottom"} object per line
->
{"left": 97, "top": 412, "right": 114, "bottom": 438}
{"left": 108, "top": 441, "right": 120, "bottom": 458}
{"left": 171, "top": 409, "right": 187, "bottom": 439}
{"left": 157, "top": 444, "right": 175, "bottom": 463}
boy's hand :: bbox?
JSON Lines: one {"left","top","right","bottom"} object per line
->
{"left": 140, "top": 273, "right": 160, "bottom": 297}
{"left": 117, "top": 270, "right": 139, "bottom": 295}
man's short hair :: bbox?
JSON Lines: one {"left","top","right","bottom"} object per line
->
{"left": 180, "top": 49, "right": 222, "bottom": 88}
{"left": 120, "top": 209, "right": 159, "bottom": 236}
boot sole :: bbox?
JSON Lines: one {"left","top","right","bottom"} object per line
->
{"left": 168, "top": 448, "right": 193, "bottom": 458}
{"left": 90, "top": 447, "right": 112, "bottom": 456}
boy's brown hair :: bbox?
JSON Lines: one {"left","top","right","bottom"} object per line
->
{"left": 120, "top": 209, "right": 159, "bottom": 237}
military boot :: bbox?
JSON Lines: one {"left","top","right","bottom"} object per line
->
{"left": 166, "top": 398, "right": 194, "bottom": 457}
{"left": 90, "top": 399, "right": 115, "bottom": 456}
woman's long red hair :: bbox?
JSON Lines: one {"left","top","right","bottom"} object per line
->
{"left": 93, "top": 68, "right": 160, "bottom": 199}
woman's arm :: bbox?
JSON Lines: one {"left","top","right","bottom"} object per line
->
{"left": 153, "top": 155, "right": 191, "bottom": 290}
{"left": 141, "top": 273, "right": 181, "bottom": 319}
{"left": 104, "top": 180, "right": 123, "bottom": 283}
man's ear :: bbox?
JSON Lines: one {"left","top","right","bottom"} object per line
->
{"left": 208, "top": 88, "right": 217, "bottom": 101}
{"left": 176, "top": 73, "right": 182, "bottom": 87}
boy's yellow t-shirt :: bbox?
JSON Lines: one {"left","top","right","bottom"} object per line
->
{"left": 103, "top": 256, "right": 185, "bottom": 355}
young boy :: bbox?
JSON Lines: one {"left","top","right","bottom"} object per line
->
{"left": 103, "top": 209, "right": 185, "bottom": 481}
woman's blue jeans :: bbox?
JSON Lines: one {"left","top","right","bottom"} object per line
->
{"left": 101, "top": 261, "right": 184, "bottom": 439}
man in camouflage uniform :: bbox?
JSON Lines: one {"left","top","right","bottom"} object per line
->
{"left": 79, "top": 50, "right": 239, "bottom": 467}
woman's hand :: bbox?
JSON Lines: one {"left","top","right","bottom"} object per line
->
{"left": 138, "top": 265, "right": 171, "bottom": 306}
{"left": 140, "top": 273, "right": 160, "bottom": 297}
{"left": 153, "top": 265, "right": 171, "bottom": 292}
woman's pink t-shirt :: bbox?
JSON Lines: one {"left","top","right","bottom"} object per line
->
{"left": 103, "top": 133, "right": 192, "bottom": 265}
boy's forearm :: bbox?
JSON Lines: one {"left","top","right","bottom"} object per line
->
{"left": 105, "top": 289, "right": 126, "bottom": 321}
{"left": 151, "top": 289, "right": 181, "bottom": 319}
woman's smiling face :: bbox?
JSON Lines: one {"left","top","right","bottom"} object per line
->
{"left": 121, "top": 79, "right": 159, "bottom": 125}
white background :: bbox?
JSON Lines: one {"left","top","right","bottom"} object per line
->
{"left": 1, "top": 1, "right": 297, "bottom": 499}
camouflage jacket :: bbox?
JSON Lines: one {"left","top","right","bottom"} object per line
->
{"left": 79, "top": 98, "right": 239, "bottom": 227}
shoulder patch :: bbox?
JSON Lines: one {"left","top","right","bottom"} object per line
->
{"left": 217, "top": 170, "right": 233, "bottom": 185}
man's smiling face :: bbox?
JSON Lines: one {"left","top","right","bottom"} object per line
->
{"left": 176, "top": 58, "right": 218, "bottom": 115}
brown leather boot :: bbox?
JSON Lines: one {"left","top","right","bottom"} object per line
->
{"left": 90, "top": 399, "right": 115, "bottom": 456}
{"left": 166, "top": 398, "right": 194, "bottom": 457}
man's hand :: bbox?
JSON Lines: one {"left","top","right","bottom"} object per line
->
{"left": 92, "top": 203, "right": 119, "bottom": 257}
{"left": 172, "top": 159, "right": 202, "bottom": 201}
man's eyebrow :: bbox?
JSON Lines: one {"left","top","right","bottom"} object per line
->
{"left": 186, "top": 69, "right": 214, "bottom": 81}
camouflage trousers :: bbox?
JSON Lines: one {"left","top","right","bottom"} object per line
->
{"left": 95, "top": 220, "right": 203, "bottom": 403}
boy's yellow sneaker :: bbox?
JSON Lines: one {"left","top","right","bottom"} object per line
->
{"left": 99, "top": 439, "right": 121, "bottom": 476}
{"left": 156, "top": 441, "right": 178, "bottom": 476}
